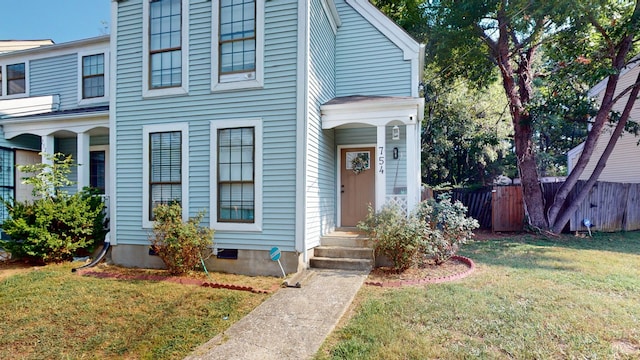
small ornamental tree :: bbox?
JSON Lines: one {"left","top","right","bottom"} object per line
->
{"left": 417, "top": 195, "right": 479, "bottom": 265}
{"left": 149, "top": 203, "right": 214, "bottom": 275}
{"left": 0, "top": 153, "right": 107, "bottom": 263}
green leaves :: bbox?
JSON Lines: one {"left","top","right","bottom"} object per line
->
{"left": 150, "top": 203, "right": 214, "bottom": 275}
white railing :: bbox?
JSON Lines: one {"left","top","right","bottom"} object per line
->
{"left": 385, "top": 194, "right": 408, "bottom": 214}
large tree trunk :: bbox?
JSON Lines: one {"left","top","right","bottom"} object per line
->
{"left": 550, "top": 69, "right": 640, "bottom": 233}
{"left": 546, "top": 3, "right": 640, "bottom": 232}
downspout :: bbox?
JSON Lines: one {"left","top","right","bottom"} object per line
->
{"left": 295, "top": 0, "right": 310, "bottom": 265}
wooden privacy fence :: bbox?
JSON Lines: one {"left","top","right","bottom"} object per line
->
{"left": 427, "top": 180, "right": 640, "bottom": 232}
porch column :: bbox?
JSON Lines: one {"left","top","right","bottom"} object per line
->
{"left": 375, "top": 125, "right": 386, "bottom": 210}
{"left": 405, "top": 124, "right": 418, "bottom": 211}
{"left": 41, "top": 135, "right": 55, "bottom": 166}
{"left": 76, "top": 132, "right": 90, "bottom": 191}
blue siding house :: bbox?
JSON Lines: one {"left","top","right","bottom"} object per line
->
{"left": 0, "top": 0, "right": 423, "bottom": 276}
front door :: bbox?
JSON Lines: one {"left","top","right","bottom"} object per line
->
{"left": 341, "top": 147, "right": 375, "bottom": 227}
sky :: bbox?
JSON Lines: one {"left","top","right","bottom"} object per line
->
{"left": 3, "top": 0, "right": 112, "bottom": 44}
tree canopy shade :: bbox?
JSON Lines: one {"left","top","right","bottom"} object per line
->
{"left": 377, "top": 0, "right": 640, "bottom": 233}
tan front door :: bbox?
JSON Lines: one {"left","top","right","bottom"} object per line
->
{"left": 341, "top": 147, "right": 375, "bottom": 227}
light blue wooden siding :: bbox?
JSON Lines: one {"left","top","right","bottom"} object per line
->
{"left": 0, "top": 133, "right": 40, "bottom": 150}
{"left": 307, "top": 0, "right": 337, "bottom": 247}
{"left": 334, "top": 0, "right": 412, "bottom": 97}
{"left": 114, "top": 0, "right": 300, "bottom": 251}
{"left": 30, "top": 54, "right": 78, "bottom": 111}
{"left": 90, "top": 135, "right": 109, "bottom": 146}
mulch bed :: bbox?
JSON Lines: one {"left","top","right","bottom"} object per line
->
{"left": 365, "top": 255, "right": 475, "bottom": 287}
{"left": 77, "top": 268, "right": 281, "bottom": 294}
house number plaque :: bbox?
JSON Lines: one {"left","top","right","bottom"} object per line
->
{"left": 378, "top": 146, "right": 385, "bottom": 174}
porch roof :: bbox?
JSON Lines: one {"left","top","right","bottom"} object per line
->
{"left": 320, "top": 95, "right": 424, "bottom": 129}
{"left": 0, "top": 105, "right": 109, "bottom": 138}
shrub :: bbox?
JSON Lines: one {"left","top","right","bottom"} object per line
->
{"left": 358, "top": 195, "right": 479, "bottom": 271}
{"left": 417, "top": 194, "right": 479, "bottom": 264}
{"left": 358, "top": 204, "right": 429, "bottom": 272}
{"left": 149, "top": 203, "right": 214, "bottom": 275}
{"left": 0, "top": 153, "right": 107, "bottom": 263}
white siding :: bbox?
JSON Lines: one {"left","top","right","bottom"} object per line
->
{"left": 574, "top": 63, "right": 640, "bottom": 183}
{"left": 334, "top": 0, "right": 412, "bottom": 97}
{"left": 306, "top": 0, "right": 337, "bottom": 248}
{"left": 114, "top": 0, "right": 300, "bottom": 251}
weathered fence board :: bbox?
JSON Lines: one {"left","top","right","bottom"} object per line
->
{"left": 571, "top": 181, "right": 631, "bottom": 232}
{"left": 624, "top": 183, "right": 640, "bottom": 231}
{"left": 492, "top": 186, "right": 524, "bottom": 232}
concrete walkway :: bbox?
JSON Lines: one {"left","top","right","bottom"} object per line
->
{"left": 185, "top": 269, "right": 368, "bottom": 360}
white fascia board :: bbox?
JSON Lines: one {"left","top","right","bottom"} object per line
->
{"left": 0, "top": 36, "right": 110, "bottom": 62}
{"left": 321, "top": 97, "right": 424, "bottom": 128}
{"left": 1, "top": 113, "right": 109, "bottom": 138}
{"left": 321, "top": 0, "right": 342, "bottom": 34}
{"left": 345, "top": 0, "right": 420, "bottom": 61}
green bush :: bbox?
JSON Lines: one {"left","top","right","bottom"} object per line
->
{"left": 149, "top": 203, "right": 214, "bottom": 275}
{"left": 358, "top": 204, "right": 428, "bottom": 272}
{"left": 0, "top": 153, "right": 107, "bottom": 263}
{"left": 358, "top": 195, "right": 479, "bottom": 271}
{"left": 417, "top": 195, "right": 479, "bottom": 264}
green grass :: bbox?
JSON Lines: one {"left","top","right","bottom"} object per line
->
{"left": 0, "top": 263, "right": 274, "bottom": 359}
{"left": 316, "top": 231, "right": 640, "bottom": 359}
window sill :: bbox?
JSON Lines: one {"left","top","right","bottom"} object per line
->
{"left": 211, "top": 79, "right": 263, "bottom": 93}
{"left": 212, "top": 222, "right": 262, "bottom": 232}
{"left": 78, "top": 97, "right": 108, "bottom": 107}
{"left": 143, "top": 86, "right": 188, "bottom": 99}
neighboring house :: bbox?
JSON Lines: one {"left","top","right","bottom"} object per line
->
{"left": 567, "top": 56, "right": 640, "bottom": 183}
{"left": 109, "top": 0, "right": 424, "bottom": 275}
{"left": 0, "top": 0, "right": 424, "bottom": 276}
{"left": 0, "top": 40, "right": 54, "bottom": 54}
{"left": 0, "top": 36, "right": 110, "bottom": 222}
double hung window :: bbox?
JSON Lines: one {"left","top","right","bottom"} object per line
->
{"left": 82, "top": 54, "right": 105, "bottom": 99}
{"left": 7, "top": 63, "right": 25, "bottom": 95}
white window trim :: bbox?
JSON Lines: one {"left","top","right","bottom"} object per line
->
{"left": 142, "top": 0, "right": 190, "bottom": 98}
{"left": 210, "top": 118, "right": 263, "bottom": 232}
{"left": 1, "top": 61, "right": 29, "bottom": 99}
{"left": 89, "top": 144, "right": 110, "bottom": 197}
{"left": 142, "top": 122, "right": 190, "bottom": 229}
{"left": 211, "top": 0, "right": 264, "bottom": 92}
{"left": 77, "top": 50, "right": 110, "bottom": 106}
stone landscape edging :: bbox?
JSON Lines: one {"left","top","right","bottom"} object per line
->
{"left": 364, "top": 255, "right": 476, "bottom": 287}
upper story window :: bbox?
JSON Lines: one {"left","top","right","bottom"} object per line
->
{"left": 143, "top": 0, "right": 189, "bottom": 97}
{"left": 7, "top": 63, "right": 26, "bottom": 95}
{"left": 212, "top": 0, "right": 264, "bottom": 91}
{"left": 219, "top": 0, "right": 256, "bottom": 75}
{"left": 150, "top": 0, "right": 182, "bottom": 89}
{"left": 82, "top": 54, "right": 105, "bottom": 99}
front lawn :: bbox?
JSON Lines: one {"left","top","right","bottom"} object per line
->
{"left": 316, "top": 231, "right": 640, "bottom": 359}
{"left": 0, "top": 263, "right": 278, "bottom": 359}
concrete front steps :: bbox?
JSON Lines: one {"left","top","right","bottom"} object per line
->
{"left": 310, "top": 229, "right": 374, "bottom": 271}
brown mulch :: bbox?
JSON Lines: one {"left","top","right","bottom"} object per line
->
{"left": 77, "top": 263, "right": 283, "bottom": 294}
{"left": 365, "top": 255, "right": 475, "bottom": 287}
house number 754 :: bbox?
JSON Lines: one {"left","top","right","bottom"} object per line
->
{"left": 378, "top": 146, "right": 385, "bottom": 174}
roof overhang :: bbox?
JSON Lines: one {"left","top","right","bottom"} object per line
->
{"left": 321, "top": 95, "right": 424, "bottom": 129}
